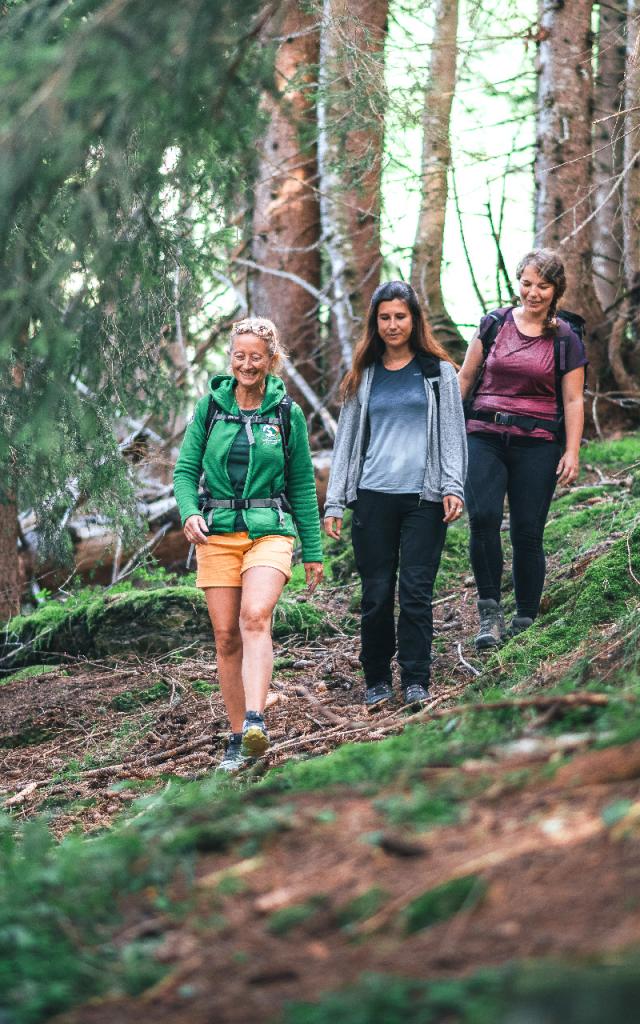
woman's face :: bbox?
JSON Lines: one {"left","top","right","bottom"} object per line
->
{"left": 518, "top": 264, "right": 556, "bottom": 317}
{"left": 377, "top": 298, "right": 413, "bottom": 350}
{"left": 230, "top": 333, "right": 273, "bottom": 389}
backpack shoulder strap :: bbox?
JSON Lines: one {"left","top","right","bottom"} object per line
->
{"left": 478, "top": 307, "right": 510, "bottom": 358}
{"left": 415, "top": 353, "right": 441, "bottom": 410}
{"left": 276, "top": 395, "right": 293, "bottom": 489}
{"left": 203, "top": 395, "right": 224, "bottom": 441}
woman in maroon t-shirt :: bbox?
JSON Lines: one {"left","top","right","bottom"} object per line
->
{"left": 458, "top": 248, "right": 587, "bottom": 649}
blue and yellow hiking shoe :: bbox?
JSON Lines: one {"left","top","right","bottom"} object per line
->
{"left": 216, "top": 733, "right": 248, "bottom": 774}
{"left": 241, "top": 711, "right": 270, "bottom": 758}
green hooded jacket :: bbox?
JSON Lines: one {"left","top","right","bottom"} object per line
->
{"left": 173, "top": 374, "right": 323, "bottom": 563}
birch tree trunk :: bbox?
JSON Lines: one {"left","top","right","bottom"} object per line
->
{"left": 318, "top": 0, "right": 388, "bottom": 373}
{"left": 593, "top": 1, "right": 626, "bottom": 312}
{"left": 411, "top": 0, "right": 465, "bottom": 362}
{"left": 250, "top": 2, "right": 321, "bottom": 389}
{"left": 534, "top": 0, "right": 608, "bottom": 380}
{"left": 623, "top": 0, "right": 640, "bottom": 344}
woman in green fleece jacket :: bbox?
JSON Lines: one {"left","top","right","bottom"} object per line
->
{"left": 174, "top": 317, "right": 323, "bottom": 772}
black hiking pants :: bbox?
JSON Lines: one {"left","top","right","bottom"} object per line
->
{"left": 350, "top": 490, "right": 447, "bottom": 690}
{"left": 464, "top": 432, "right": 561, "bottom": 619}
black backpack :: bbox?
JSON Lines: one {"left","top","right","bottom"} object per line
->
{"left": 464, "top": 307, "right": 586, "bottom": 438}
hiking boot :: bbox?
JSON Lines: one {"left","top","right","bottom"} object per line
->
{"left": 216, "top": 733, "right": 247, "bottom": 774}
{"left": 475, "top": 599, "right": 506, "bottom": 651}
{"left": 510, "top": 615, "right": 533, "bottom": 637}
{"left": 402, "top": 682, "right": 431, "bottom": 706}
{"left": 241, "top": 711, "right": 270, "bottom": 757}
{"left": 364, "top": 681, "right": 394, "bottom": 707}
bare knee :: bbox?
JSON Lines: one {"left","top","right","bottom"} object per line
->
{"left": 239, "top": 606, "right": 272, "bottom": 637}
{"left": 214, "top": 625, "right": 242, "bottom": 658}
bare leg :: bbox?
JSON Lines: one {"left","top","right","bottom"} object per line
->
{"left": 204, "top": 587, "right": 244, "bottom": 732}
{"left": 239, "top": 566, "right": 287, "bottom": 713}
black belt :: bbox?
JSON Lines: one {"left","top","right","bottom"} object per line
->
{"left": 467, "top": 408, "right": 562, "bottom": 435}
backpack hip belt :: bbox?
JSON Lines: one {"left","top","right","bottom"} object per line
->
{"left": 199, "top": 494, "right": 292, "bottom": 528}
{"left": 468, "top": 408, "right": 562, "bottom": 435}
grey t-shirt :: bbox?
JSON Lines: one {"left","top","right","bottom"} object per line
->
{"left": 359, "top": 358, "right": 428, "bottom": 493}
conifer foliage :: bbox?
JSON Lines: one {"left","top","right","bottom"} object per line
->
{"left": 0, "top": 0, "right": 271, "bottom": 604}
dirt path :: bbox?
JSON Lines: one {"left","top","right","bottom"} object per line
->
{"left": 54, "top": 743, "right": 640, "bottom": 1023}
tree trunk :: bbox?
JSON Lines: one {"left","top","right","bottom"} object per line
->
{"left": 623, "top": 0, "right": 640, "bottom": 344}
{"left": 411, "top": 0, "right": 465, "bottom": 362}
{"left": 534, "top": 0, "right": 608, "bottom": 381}
{"left": 250, "top": 1, "right": 321, "bottom": 393}
{"left": 593, "top": 1, "right": 626, "bottom": 312}
{"left": 0, "top": 492, "right": 21, "bottom": 622}
{"left": 318, "top": 0, "right": 388, "bottom": 373}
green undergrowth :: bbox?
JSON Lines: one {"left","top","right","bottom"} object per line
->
{"left": 283, "top": 958, "right": 640, "bottom": 1024}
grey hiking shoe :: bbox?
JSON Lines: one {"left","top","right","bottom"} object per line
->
{"left": 216, "top": 733, "right": 247, "bottom": 774}
{"left": 241, "top": 711, "right": 270, "bottom": 757}
{"left": 475, "top": 599, "right": 506, "bottom": 650}
{"left": 510, "top": 615, "right": 533, "bottom": 637}
{"left": 365, "top": 681, "right": 394, "bottom": 707}
{"left": 402, "top": 682, "right": 431, "bottom": 707}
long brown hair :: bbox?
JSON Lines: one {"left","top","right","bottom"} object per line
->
{"left": 341, "top": 281, "right": 456, "bottom": 400}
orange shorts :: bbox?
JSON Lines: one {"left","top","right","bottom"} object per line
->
{"left": 195, "top": 532, "right": 294, "bottom": 589}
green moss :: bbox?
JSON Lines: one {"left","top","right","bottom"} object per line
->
{"left": 266, "top": 896, "right": 327, "bottom": 935}
{"left": 336, "top": 887, "right": 387, "bottom": 930}
{"left": 1, "top": 664, "right": 66, "bottom": 684}
{"left": 401, "top": 874, "right": 487, "bottom": 934}
{"left": 374, "top": 784, "right": 461, "bottom": 832}
{"left": 284, "top": 959, "right": 640, "bottom": 1024}
{"left": 581, "top": 434, "right": 640, "bottom": 467}
{"left": 110, "top": 680, "right": 170, "bottom": 711}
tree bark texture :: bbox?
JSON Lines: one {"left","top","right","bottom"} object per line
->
{"left": 593, "top": 1, "right": 626, "bottom": 312}
{"left": 318, "top": 0, "right": 388, "bottom": 372}
{"left": 0, "top": 493, "right": 21, "bottom": 622}
{"left": 534, "top": 0, "right": 608, "bottom": 380}
{"left": 410, "top": 0, "right": 465, "bottom": 361}
{"left": 623, "top": 0, "right": 640, "bottom": 340}
{"left": 250, "top": 1, "right": 321, "bottom": 391}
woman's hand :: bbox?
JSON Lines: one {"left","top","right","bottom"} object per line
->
{"left": 184, "top": 514, "right": 210, "bottom": 544}
{"left": 304, "top": 562, "right": 324, "bottom": 593}
{"left": 442, "top": 495, "right": 464, "bottom": 523}
{"left": 556, "top": 451, "right": 579, "bottom": 486}
{"left": 324, "top": 516, "right": 343, "bottom": 540}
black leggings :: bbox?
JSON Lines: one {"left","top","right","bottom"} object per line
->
{"left": 464, "top": 433, "right": 561, "bottom": 619}
{"left": 350, "top": 490, "right": 447, "bottom": 688}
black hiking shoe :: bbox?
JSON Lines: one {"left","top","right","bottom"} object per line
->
{"left": 509, "top": 615, "right": 533, "bottom": 637}
{"left": 241, "top": 711, "right": 270, "bottom": 757}
{"left": 216, "top": 733, "right": 248, "bottom": 774}
{"left": 475, "top": 599, "right": 506, "bottom": 650}
{"left": 364, "top": 681, "right": 394, "bottom": 707}
{"left": 402, "top": 682, "right": 431, "bottom": 707}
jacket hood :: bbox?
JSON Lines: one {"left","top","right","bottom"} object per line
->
{"left": 207, "top": 373, "right": 287, "bottom": 414}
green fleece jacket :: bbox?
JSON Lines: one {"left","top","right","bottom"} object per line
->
{"left": 173, "top": 374, "right": 323, "bottom": 563}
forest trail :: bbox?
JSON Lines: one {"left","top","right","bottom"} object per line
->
{"left": 2, "top": 436, "right": 640, "bottom": 1023}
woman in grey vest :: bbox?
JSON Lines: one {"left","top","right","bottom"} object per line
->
{"left": 324, "top": 281, "right": 467, "bottom": 707}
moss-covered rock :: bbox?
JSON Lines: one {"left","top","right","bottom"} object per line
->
{"left": 1, "top": 580, "right": 335, "bottom": 674}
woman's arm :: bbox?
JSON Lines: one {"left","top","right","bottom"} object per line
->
{"left": 173, "top": 397, "right": 209, "bottom": 524}
{"left": 557, "top": 367, "right": 585, "bottom": 485}
{"left": 437, "top": 364, "right": 468, "bottom": 502}
{"left": 457, "top": 331, "right": 484, "bottom": 401}
{"left": 286, "top": 403, "right": 324, "bottom": 563}
{"left": 323, "top": 398, "right": 360, "bottom": 523}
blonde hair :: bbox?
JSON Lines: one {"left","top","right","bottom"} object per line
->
{"left": 229, "top": 316, "right": 287, "bottom": 375}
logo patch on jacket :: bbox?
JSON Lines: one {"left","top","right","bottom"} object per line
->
{"left": 261, "top": 424, "right": 281, "bottom": 445}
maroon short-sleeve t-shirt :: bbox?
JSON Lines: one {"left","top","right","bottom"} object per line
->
{"left": 466, "top": 309, "right": 588, "bottom": 441}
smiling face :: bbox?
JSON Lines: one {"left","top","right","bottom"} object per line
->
{"left": 230, "top": 333, "right": 274, "bottom": 390}
{"left": 376, "top": 298, "right": 413, "bottom": 352}
{"left": 518, "top": 264, "right": 556, "bottom": 318}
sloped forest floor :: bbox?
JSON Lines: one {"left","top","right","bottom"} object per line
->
{"left": 1, "top": 436, "right": 640, "bottom": 1024}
